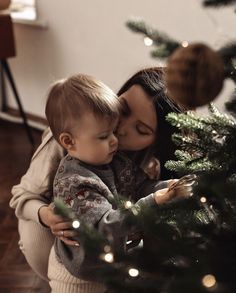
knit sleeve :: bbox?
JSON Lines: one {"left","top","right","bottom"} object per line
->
{"left": 54, "top": 179, "right": 115, "bottom": 280}
{"left": 9, "top": 129, "right": 64, "bottom": 224}
{"left": 54, "top": 180, "right": 113, "bottom": 226}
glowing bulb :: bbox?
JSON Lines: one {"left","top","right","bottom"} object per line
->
{"left": 144, "top": 37, "right": 153, "bottom": 46}
{"left": 104, "top": 252, "right": 114, "bottom": 263}
{"left": 182, "top": 41, "right": 189, "bottom": 48}
{"left": 125, "top": 201, "right": 132, "bottom": 209}
{"left": 128, "top": 268, "right": 139, "bottom": 277}
{"left": 200, "top": 197, "right": 207, "bottom": 203}
{"left": 72, "top": 220, "right": 80, "bottom": 229}
{"left": 104, "top": 245, "right": 111, "bottom": 253}
{"left": 202, "top": 274, "right": 216, "bottom": 288}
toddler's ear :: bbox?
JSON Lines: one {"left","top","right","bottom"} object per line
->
{"left": 59, "top": 132, "right": 74, "bottom": 150}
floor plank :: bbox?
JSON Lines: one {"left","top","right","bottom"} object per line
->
{"left": 0, "top": 119, "right": 50, "bottom": 292}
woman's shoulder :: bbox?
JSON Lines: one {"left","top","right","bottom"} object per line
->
{"left": 31, "top": 127, "right": 64, "bottom": 161}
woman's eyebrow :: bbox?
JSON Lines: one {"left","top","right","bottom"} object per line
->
{"left": 120, "top": 98, "right": 131, "bottom": 114}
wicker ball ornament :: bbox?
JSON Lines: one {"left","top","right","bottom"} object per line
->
{"left": 166, "top": 43, "right": 225, "bottom": 109}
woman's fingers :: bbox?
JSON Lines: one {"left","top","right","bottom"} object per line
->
{"left": 48, "top": 202, "right": 80, "bottom": 246}
{"left": 59, "top": 236, "right": 80, "bottom": 247}
{"left": 51, "top": 221, "right": 73, "bottom": 233}
{"left": 55, "top": 229, "right": 78, "bottom": 238}
{"left": 51, "top": 224, "right": 80, "bottom": 246}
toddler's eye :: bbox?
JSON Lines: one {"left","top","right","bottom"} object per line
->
{"left": 99, "top": 135, "right": 108, "bottom": 140}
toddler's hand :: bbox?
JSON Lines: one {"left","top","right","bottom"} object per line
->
{"left": 168, "top": 174, "right": 197, "bottom": 199}
{"left": 154, "top": 176, "right": 195, "bottom": 205}
{"left": 154, "top": 188, "right": 176, "bottom": 205}
{"left": 166, "top": 179, "right": 179, "bottom": 189}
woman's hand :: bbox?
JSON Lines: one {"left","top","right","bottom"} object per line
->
{"left": 39, "top": 204, "right": 79, "bottom": 246}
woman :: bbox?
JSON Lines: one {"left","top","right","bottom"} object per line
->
{"left": 116, "top": 67, "right": 183, "bottom": 180}
{"left": 10, "top": 67, "right": 185, "bottom": 282}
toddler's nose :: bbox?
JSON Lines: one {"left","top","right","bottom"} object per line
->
{"left": 110, "top": 134, "right": 118, "bottom": 147}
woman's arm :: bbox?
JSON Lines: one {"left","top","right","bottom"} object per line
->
{"left": 10, "top": 128, "right": 64, "bottom": 224}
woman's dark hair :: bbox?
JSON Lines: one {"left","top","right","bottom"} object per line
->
{"left": 118, "top": 67, "right": 185, "bottom": 179}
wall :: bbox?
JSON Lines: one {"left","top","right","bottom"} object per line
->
{"left": 7, "top": 0, "right": 236, "bottom": 118}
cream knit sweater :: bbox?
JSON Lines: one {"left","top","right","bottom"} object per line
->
{"left": 10, "top": 128, "right": 64, "bottom": 222}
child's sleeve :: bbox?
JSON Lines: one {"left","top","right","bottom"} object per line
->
{"left": 54, "top": 176, "right": 157, "bottom": 280}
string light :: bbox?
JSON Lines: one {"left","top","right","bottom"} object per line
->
{"left": 181, "top": 41, "right": 189, "bottom": 48}
{"left": 103, "top": 252, "right": 114, "bottom": 263}
{"left": 125, "top": 201, "right": 132, "bottom": 209}
{"left": 200, "top": 196, "right": 207, "bottom": 203}
{"left": 202, "top": 274, "right": 216, "bottom": 288}
{"left": 72, "top": 220, "right": 80, "bottom": 229}
{"left": 144, "top": 37, "right": 153, "bottom": 46}
{"left": 128, "top": 268, "right": 139, "bottom": 277}
{"left": 104, "top": 245, "right": 111, "bottom": 253}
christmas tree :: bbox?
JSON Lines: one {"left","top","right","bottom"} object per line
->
{"left": 55, "top": 0, "right": 236, "bottom": 292}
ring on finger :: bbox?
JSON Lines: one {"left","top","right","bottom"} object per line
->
{"left": 60, "top": 230, "right": 64, "bottom": 237}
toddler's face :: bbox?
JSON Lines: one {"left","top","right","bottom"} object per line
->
{"left": 70, "top": 113, "right": 118, "bottom": 165}
{"left": 116, "top": 85, "right": 157, "bottom": 151}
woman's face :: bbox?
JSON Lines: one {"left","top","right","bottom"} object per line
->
{"left": 117, "top": 85, "right": 157, "bottom": 151}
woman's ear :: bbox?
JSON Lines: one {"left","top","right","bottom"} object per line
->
{"left": 59, "top": 132, "right": 74, "bottom": 150}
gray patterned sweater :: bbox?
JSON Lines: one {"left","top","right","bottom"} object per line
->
{"left": 54, "top": 152, "right": 168, "bottom": 280}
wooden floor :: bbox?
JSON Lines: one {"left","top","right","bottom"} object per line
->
{"left": 0, "top": 119, "right": 50, "bottom": 292}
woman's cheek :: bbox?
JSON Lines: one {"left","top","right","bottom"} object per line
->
{"left": 128, "top": 136, "right": 154, "bottom": 151}
{"left": 139, "top": 135, "right": 156, "bottom": 149}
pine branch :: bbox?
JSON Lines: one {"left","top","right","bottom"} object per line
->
{"left": 218, "top": 43, "right": 236, "bottom": 82}
{"left": 126, "top": 19, "right": 180, "bottom": 58}
{"left": 203, "top": 0, "right": 236, "bottom": 7}
{"left": 218, "top": 43, "right": 236, "bottom": 61}
{"left": 225, "top": 90, "right": 236, "bottom": 117}
{"left": 166, "top": 105, "right": 236, "bottom": 178}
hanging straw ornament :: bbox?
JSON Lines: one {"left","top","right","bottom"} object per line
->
{"left": 166, "top": 43, "right": 225, "bottom": 109}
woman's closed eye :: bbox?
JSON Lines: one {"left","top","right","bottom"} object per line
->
{"left": 136, "top": 124, "right": 153, "bottom": 135}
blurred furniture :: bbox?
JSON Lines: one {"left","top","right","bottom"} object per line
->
{"left": 0, "top": 0, "right": 11, "bottom": 11}
{"left": 0, "top": 13, "right": 34, "bottom": 144}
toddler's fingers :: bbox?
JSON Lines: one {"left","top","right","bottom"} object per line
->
{"left": 173, "top": 185, "right": 193, "bottom": 198}
{"left": 167, "top": 179, "right": 179, "bottom": 189}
